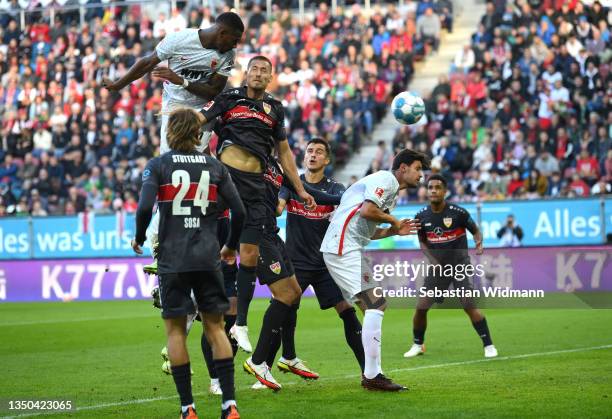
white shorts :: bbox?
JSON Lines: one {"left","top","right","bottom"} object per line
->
{"left": 323, "top": 250, "right": 375, "bottom": 300}
{"left": 160, "top": 113, "right": 212, "bottom": 154}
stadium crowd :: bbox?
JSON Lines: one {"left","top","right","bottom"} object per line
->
{"left": 0, "top": 0, "right": 610, "bottom": 217}
{"left": 380, "top": 0, "right": 611, "bottom": 205}
{"left": 0, "top": 0, "right": 438, "bottom": 216}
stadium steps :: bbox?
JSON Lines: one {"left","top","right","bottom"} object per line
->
{"left": 333, "top": 0, "right": 485, "bottom": 185}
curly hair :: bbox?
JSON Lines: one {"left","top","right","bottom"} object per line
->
{"left": 166, "top": 108, "right": 202, "bottom": 153}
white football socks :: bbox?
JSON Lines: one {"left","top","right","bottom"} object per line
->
{"left": 362, "top": 309, "right": 384, "bottom": 379}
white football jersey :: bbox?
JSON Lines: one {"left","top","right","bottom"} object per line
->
{"left": 320, "top": 171, "right": 399, "bottom": 255}
{"left": 155, "top": 29, "right": 235, "bottom": 110}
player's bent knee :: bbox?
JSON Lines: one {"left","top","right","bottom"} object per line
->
{"left": 239, "top": 243, "right": 259, "bottom": 265}
{"left": 359, "top": 288, "right": 387, "bottom": 311}
{"left": 335, "top": 300, "right": 353, "bottom": 315}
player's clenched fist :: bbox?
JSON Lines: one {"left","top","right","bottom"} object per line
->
{"left": 220, "top": 245, "right": 237, "bottom": 265}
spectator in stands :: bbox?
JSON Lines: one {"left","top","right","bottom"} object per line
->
{"left": 453, "top": 44, "right": 475, "bottom": 73}
{"left": 416, "top": 7, "right": 441, "bottom": 53}
{"left": 497, "top": 215, "right": 523, "bottom": 247}
{"left": 534, "top": 150, "right": 560, "bottom": 177}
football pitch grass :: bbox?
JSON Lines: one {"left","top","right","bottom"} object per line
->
{"left": 1, "top": 299, "right": 611, "bottom": 418}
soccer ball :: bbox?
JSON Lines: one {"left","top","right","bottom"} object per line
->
{"left": 391, "top": 91, "right": 425, "bottom": 125}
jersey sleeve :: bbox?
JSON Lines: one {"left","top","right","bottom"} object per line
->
{"left": 272, "top": 104, "right": 287, "bottom": 142}
{"left": 414, "top": 209, "right": 427, "bottom": 243}
{"left": 155, "top": 32, "right": 180, "bottom": 61}
{"left": 216, "top": 50, "right": 235, "bottom": 77}
{"left": 201, "top": 92, "right": 229, "bottom": 121}
{"left": 135, "top": 158, "right": 161, "bottom": 244}
{"left": 278, "top": 186, "right": 291, "bottom": 202}
{"left": 363, "top": 172, "right": 398, "bottom": 209}
{"left": 461, "top": 207, "right": 478, "bottom": 234}
{"left": 216, "top": 164, "right": 245, "bottom": 249}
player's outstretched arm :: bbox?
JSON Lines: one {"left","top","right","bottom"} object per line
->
{"left": 280, "top": 177, "right": 343, "bottom": 206}
{"left": 102, "top": 53, "right": 161, "bottom": 91}
{"left": 361, "top": 200, "right": 400, "bottom": 227}
{"left": 152, "top": 68, "right": 228, "bottom": 101}
{"left": 277, "top": 139, "right": 316, "bottom": 208}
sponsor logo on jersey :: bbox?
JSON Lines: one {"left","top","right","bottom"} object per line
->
{"left": 263, "top": 102, "right": 271, "bottom": 114}
{"left": 443, "top": 217, "right": 453, "bottom": 228}
{"left": 374, "top": 187, "right": 384, "bottom": 198}
{"left": 211, "top": 59, "right": 217, "bottom": 69}
{"left": 223, "top": 105, "right": 276, "bottom": 127}
{"left": 178, "top": 68, "right": 210, "bottom": 81}
{"left": 203, "top": 100, "right": 214, "bottom": 111}
{"left": 270, "top": 261, "right": 281, "bottom": 275}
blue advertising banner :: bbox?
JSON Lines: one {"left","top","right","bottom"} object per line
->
{"left": 0, "top": 198, "right": 609, "bottom": 259}
{"left": 0, "top": 217, "right": 30, "bottom": 259}
{"left": 364, "top": 198, "right": 610, "bottom": 250}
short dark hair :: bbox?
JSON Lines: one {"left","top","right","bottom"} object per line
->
{"left": 248, "top": 55, "right": 273, "bottom": 70}
{"left": 216, "top": 12, "right": 245, "bottom": 33}
{"left": 307, "top": 137, "right": 331, "bottom": 156}
{"left": 392, "top": 149, "right": 430, "bottom": 171}
{"left": 427, "top": 174, "right": 448, "bottom": 188}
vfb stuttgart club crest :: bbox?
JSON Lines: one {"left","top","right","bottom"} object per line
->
{"left": 269, "top": 261, "right": 281, "bottom": 275}
{"left": 443, "top": 217, "right": 453, "bottom": 228}
{"left": 263, "top": 103, "right": 271, "bottom": 114}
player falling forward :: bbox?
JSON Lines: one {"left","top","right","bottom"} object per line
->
{"left": 199, "top": 55, "right": 315, "bottom": 353}
{"left": 321, "top": 149, "right": 429, "bottom": 391}
{"left": 271, "top": 138, "right": 366, "bottom": 378}
{"left": 132, "top": 109, "right": 245, "bottom": 419}
{"left": 404, "top": 174, "right": 498, "bottom": 359}
{"left": 103, "top": 12, "right": 245, "bottom": 275}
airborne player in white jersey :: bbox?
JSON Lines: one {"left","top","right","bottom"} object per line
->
{"left": 320, "top": 149, "right": 428, "bottom": 391}
{"left": 102, "top": 12, "right": 245, "bottom": 273}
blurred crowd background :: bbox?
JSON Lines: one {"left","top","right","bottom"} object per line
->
{"left": 0, "top": 0, "right": 609, "bottom": 217}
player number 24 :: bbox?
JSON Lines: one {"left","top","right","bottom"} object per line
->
{"left": 171, "top": 169, "right": 210, "bottom": 216}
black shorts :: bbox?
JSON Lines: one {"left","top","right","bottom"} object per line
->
{"left": 295, "top": 269, "right": 345, "bottom": 310}
{"left": 422, "top": 274, "right": 476, "bottom": 308}
{"left": 423, "top": 275, "right": 475, "bottom": 292}
{"left": 257, "top": 232, "right": 294, "bottom": 285}
{"left": 225, "top": 165, "right": 267, "bottom": 245}
{"left": 158, "top": 270, "right": 229, "bottom": 318}
{"left": 222, "top": 261, "right": 237, "bottom": 298}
